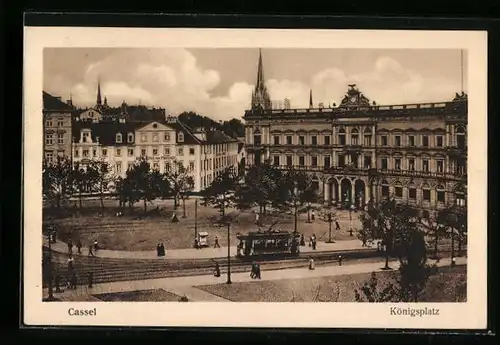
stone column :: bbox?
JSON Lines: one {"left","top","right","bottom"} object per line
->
{"left": 331, "top": 181, "right": 336, "bottom": 204}
{"left": 324, "top": 181, "right": 330, "bottom": 205}
{"left": 365, "top": 183, "right": 371, "bottom": 202}
{"left": 351, "top": 181, "right": 356, "bottom": 206}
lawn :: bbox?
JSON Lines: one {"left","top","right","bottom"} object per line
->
{"left": 43, "top": 198, "right": 362, "bottom": 251}
{"left": 93, "top": 289, "right": 184, "bottom": 302}
{"left": 197, "top": 265, "right": 467, "bottom": 302}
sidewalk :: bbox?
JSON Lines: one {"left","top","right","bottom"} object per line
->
{"left": 45, "top": 257, "right": 467, "bottom": 302}
{"left": 43, "top": 236, "right": 374, "bottom": 260}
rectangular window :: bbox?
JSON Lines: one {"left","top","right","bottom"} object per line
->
{"left": 164, "top": 133, "right": 170, "bottom": 141}
{"left": 423, "top": 189, "right": 431, "bottom": 201}
{"left": 338, "top": 154, "right": 345, "bottom": 167}
{"left": 311, "top": 136, "right": 317, "bottom": 145}
{"left": 409, "top": 135, "right": 415, "bottom": 147}
{"left": 116, "top": 134, "right": 122, "bottom": 143}
{"left": 57, "top": 119, "right": 64, "bottom": 127}
{"left": 364, "top": 134, "right": 372, "bottom": 146}
{"left": 324, "top": 135, "right": 330, "bottom": 145}
{"left": 395, "top": 135, "right": 401, "bottom": 147}
{"left": 299, "top": 136, "right": 305, "bottom": 145}
{"left": 45, "top": 120, "right": 53, "bottom": 127}
{"left": 45, "top": 134, "right": 53, "bottom": 145}
{"left": 408, "top": 158, "right": 415, "bottom": 171}
{"left": 116, "top": 149, "right": 122, "bottom": 156}
{"left": 381, "top": 158, "right": 388, "bottom": 170}
{"left": 273, "top": 156, "right": 280, "bottom": 166}
{"left": 46, "top": 152, "right": 53, "bottom": 163}
{"left": 128, "top": 148, "right": 134, "bottom": 156}
{"left": 311, "top": 156, "right": 318, "bottom": 167}
{"left": 164, "top": 147, "right": 170, "bottom": 156}
{"left": 274, "top": 136, "right": 280, "bottom": 145}
{"left": 364, "top": 156, "right": 371, "bottom": 169}
{"left": 57, "top": 133, "right": 64, "bottom": 144}
{"left": 92, "top": 149, "right": 97, "bottom": 157}
{"left": 153, "top": 148, "right": 158, "bottom": 156}
{"left": 178, "top": 148, "right": 184, "bottom": 156}
{"left": 116, "top": 162, "right": 122, "bottom": 174}
{"left": 82, "top": 132, "right": 90, "bottom": 143}
{"left": 128, "top": 162, "right": 134, "bottom": 171}
{"left": 409, "top": 188, "right": 417, "bottom": 199}
{"left": 189, "top": 147, "right": 195, "bottom": 155}
{"left": 141, "top": 148, "right": 146, "bottom": 156}
{"left": 423, "top": 135, "right": 429, "bottom": 147}
{"left": 382, "top": 186, "right": 390, "bottom": 197}
{"left": 189, "top": 161, "right": 195, "bottom": 171}
{"left": 395, "top": 187, "right": 403, "bottom": 198}
{"left": 395, "top": 158, "right": 401, "bottom": 170}
{"left": 381, "top": 136, "right": 388, "bottom": 146}
{"left": 102, "top": 149, "right": 107, "bottom": 156}
{"left": 286, "top": 136, "right": 293, "bottom": 145}
{"left": 339, "top": 134, "right": 346, "bottom": 146}
{"left": 423, "top": 159, "right": 429, "bottom": 172}
{"left": 324, "top": 156, "right": 331, "bottom": 168}
{"left": 152, "top": 134, "right": 158, "bottom": 142}
{"left": 74, "top": 150, "right": 79, "bottom": 157}
{"left": 437, "top": 191, "right": 445, "bottom": 202}
{"left": 83, "top": 149, "right": 89, "bottom": 157}
{"left": 436, "top": 135, "right": 443, "bottom": 147}
{"left": 351, "top": 134, "right": 358, "bottom": 145}
{"left": 178, "top": 133, "right": 184, "bottom": 142}
{"left": 128, "top": 134, "right": 134, "bottom": 143}
{"left": 299, "top": 156, "right": 305, "bottom": 166}
{"left": 165, "top": 163, "right": 171, "bottom": 172}
{"left": 253, "top": 135, "right": 261, "bottom": 145}
{"left": 437, "top": 160, "right": 444, "bottom": 173}
{"left": 286, "top": 156, "right": 292, "bottom": 166}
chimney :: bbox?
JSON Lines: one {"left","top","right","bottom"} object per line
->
{"left": 96, "top": 136, "right": 100, "bottom": 143}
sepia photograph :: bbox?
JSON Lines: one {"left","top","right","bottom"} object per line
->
{"left": 23, "top": 27, "right": 487, "bottom": 329}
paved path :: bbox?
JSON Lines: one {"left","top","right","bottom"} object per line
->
{"left": 45, "top": 257, "right": 466, "bottom": 302}
{"left": 44, "top": 236, "right": 375, "bottom": 260}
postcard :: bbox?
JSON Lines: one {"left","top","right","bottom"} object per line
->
{"left": 23, "top": 26, "right": 487, "bottom": 329}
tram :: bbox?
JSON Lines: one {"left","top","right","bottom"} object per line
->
{"left": 236, "top": 230, "right": 301, "bottom": 259}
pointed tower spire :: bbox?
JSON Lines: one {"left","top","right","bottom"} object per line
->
{"left": 252, "top": 48, "right": 272, "bottom": 110}
{"left": 96, "top": 78, "right": 102, "bottom": 106}
{"left": 309, "top": 89, "right": 313, "bottom": 108}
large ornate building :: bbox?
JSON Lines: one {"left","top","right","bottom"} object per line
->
{"left": 43, "top": 91, "right": 74, "bottom": 163}
{"left": 244, "top": 53, "right": 467, "bottom": 214}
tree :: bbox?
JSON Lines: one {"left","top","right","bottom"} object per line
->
{"left": 354, "top": 272, "right": 398, "bottom": 302}
{"left": 115, "top": 174, "right": 139, "bottom": 210}
{"left": 437, "top": 206, "right": 467, "bottom": 257}
{"left": 127, "top": 157, "right": 165, "bottom": 213}
{"left": 164, "top": 159, "right": 194, "bottom": 210}
{"left": 234, "top": 162, "right": 282, "bottom": 215}
{"left": 274, "top": 167, "right": 317, "bottom": 233}
{"left": 201, "top": 167, "right": 239, "bottom": 217}
{"left": 71, "top": 162, "right": 88, "bottom": 209}
{"left": 419, "top": 211, "right": 448, "bottom": 259}
{"left": 88, "top": 159, "right": 114, "bottom": 212}
{"left": 319, "top": 207, "right": 338, "bottom": 243}
{"left": 42, "top": 156, "right": 73, "bottom": 209}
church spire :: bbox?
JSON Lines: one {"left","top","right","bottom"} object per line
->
{"left": 96, "top": 78, "right": 102, "bottom": 106}
{"left": 309, "top": 89, "right": 313, "bottom": 108}
{"left": 251, "top": 48, "right": 272, "bottom": 110}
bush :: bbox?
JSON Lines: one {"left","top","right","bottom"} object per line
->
{"left": 178, "top": 295, "right": 189, "bottom": 302}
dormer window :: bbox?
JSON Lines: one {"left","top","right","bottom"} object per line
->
{"left": 82, "top": 131, "right": 90, "bottom": 143}
{"left": 127, "top": 133, "right": 134, "bottom": 143}
{"left": 116, "top": 133, "right": 123, "bottom": 143}
{"left": 178, "top": 132, "right": 184, "bottom": 142}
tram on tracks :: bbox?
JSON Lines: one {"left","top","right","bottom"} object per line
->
{"left": 236, "top": 230, "right": 301, "bottom": 260}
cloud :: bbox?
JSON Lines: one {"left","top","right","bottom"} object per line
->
{"left": 44, "top": 51, "right": 460, "bottom": 122}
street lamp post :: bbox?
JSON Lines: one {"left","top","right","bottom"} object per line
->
{"left": 349, "top": 208, "right": 353, "bottom": 236}
{"left": 194, "top": 198, "right": 198, "bottom": 247}
{"left": 45, "top": 225, "right": 55, "bottom": 301}
{"left": 182, "top": 196, "right": 187, "bottom": 218}
{"left": 226, "top": 222, "right": 232, "bottom": 284}
{"left": 324, "top": 209, "right": 335, "bottom": 243}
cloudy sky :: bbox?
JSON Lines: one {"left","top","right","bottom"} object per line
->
{"left": 44, "top": 48, "right": 467, "bottom": 122}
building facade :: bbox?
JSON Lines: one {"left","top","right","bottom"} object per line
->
{"left": 244, "top": 58, "right": 467, "bottom": 213}
{"left": 43, "top": 92, "right": 74, "bottom": 163}
{"left": 72, "top": 116, "right": 239, "bottom": 192}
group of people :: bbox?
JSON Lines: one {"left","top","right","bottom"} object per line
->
{"left": 308, "top": 234, "right": 318, "bottom": 250}
{"left": 250, "top": 261, "right": 261, "bottom": 279}
{"left": 66, "top": 238, "right": 99, "bottom": 257}
{"left": 156, "top": 243, "right": 166, "bottom": 257}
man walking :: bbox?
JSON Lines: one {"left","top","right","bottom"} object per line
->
{"left": 214, "top": 236, "right": 221, "bottom": 248}
{"left": 88, "top": 244, "right": 95, "bottom": 257}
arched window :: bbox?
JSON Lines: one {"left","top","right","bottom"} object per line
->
{"left": 381, "top": 179, "right": 390, "bottom": 198}
{"left": 338, "top": 128, "right": 346, "bottom": 146}
{"left": 422, "top": 183, "right": 431, "bottom": 202}
{"left": 408, "top": 182, "right": 417, "bottom": 200}
{"left": 115, "top": 133, "right": 122, "bottom": 143}
{"left": 351, "top": 128, "right": 359, "bottom": 145}
{"left": 436, "top": 184, "right": 445, "bottom": 203}
{"left": 127, "top": 132, "right": 134, "bottom": 143}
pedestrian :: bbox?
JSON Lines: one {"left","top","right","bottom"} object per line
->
{"left": 159, "top": 243, "right": 166, "bottom": 256}
{"left": 335, "top": 220, "right": 341, "bottom": 231}
{"left": 88, "top": 272, "right": 93, "bottom": 288}
{"left": 156, "top": 243, "right": 161, "bottom": 257}
{"left": 338, "top": 255, "right": 343, "bottom": 266}
{"left": 214, "top": 262, "right": 221, "bottom": 277}
{"left": 256, "top": 263, "right": 261, "bottom": 279}
{"left": 300, "top": 234, "right": 305, "bottom": 246}
{"left": 171, "top": 212, "right": 179, "bottom": 223}
{"left": 67, "top": 255, "right": 74, "bottom": 271}
{"left": 214, "top": 236, "right": 221, "bottom": 248}
{"left": 76, "top": 239, "right": 82, "bottom": 254}
{"left": 67, "top": 239, "right": 73, "bottom": 254}
{"left": 93, "top": 239, "right": 99, "bottom": 252}
{"left": 70, "top": 272, "right": 77, "bottom": 290}
{"left": 55, "top": 274, "right": 62, "bottom": 293}
{"left": 311, "top": 234, "right": 317, "bottom": 250}
{"left": 311, "top": 210, "right": 315, "bottom": 221}
{"left": 255, "top": 212, "right": 260, "bottom": 225}
{"left": 250, "top": 261, "right": 257, "bottom": 279}
{"left": 309, "top": 257, "right": 315, "bottom": 270}
{"left": 88, "top": 244, "right": 95, "bottom": 257}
